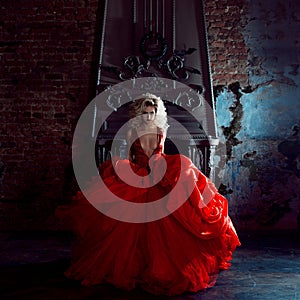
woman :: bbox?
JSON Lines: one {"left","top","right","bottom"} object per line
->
{"left": 56, "top": 93, "right": 240, "bottom": 296}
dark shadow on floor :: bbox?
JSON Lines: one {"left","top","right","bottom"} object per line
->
{"left": 0, "top": 230, "right": 299, "bottom": 300}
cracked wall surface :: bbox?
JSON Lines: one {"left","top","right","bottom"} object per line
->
{"left": 214, "top": 0, "right": 300, "bottom": 231}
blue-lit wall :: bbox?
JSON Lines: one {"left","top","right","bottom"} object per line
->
{"left": 214, "top": 0, "right": 300, "bottom": 230}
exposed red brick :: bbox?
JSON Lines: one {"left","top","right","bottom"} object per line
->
{"left": 204, "top": 0, "right": 249, "bottom": 86}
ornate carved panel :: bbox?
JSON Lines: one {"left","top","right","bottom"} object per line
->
{"left": 93, "top": 0, "right": 218, "bottom": 179}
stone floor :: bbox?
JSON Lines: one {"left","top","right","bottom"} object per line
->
{"left": 0, "top": 230, "right": 300, "bottom": 300}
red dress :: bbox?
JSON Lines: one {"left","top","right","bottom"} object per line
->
{"left": 56, "top": 131, "right": 240, "bottom": 296}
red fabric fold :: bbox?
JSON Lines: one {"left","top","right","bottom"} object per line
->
{"left": 56, "top": 135, "right": 240, "bottom": 296}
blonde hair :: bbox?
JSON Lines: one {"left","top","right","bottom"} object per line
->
{"left": 128, "top": 93, "right": 169, "bottom": 131}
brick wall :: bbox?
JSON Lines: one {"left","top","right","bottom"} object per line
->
{"left": 0, "top": 0, "right": 100, "bottom": 229}
{"left": 204, "top": 0, "right": 249, "bottom": 86}
{"left": 0, "top": 0, "right": 249, "bottom": 230}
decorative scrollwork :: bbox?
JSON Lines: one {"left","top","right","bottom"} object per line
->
{"left": 174, "top": 90, "right": 203, "bottom": 111}
{"left": 165, "top": 55, "right": 189, "bottom": 80}
{"left": 119, "top": 56, "right": 151, "bottom": 80}
{"left": 102, "top": 77, "right": 203, "bottom": 111}
{"left": 134, "top": 78, "right": 203, "bottom": 112}
{"left": 105, "top": 86, "right": 133, "bottom": 111}
{"left": 106, "top": 94, "right": 122, "bottom": 111}
{"left": 138, "top": 77, "right": 169, "bottom": 92}
{"left": 100, "top": 31, "right": 201, "bottom": 82}
{"left": 140, "top": 31, "right": 168, "bottom": 61}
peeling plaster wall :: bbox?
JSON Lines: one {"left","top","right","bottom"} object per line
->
{"left": 215, "top": 0, "right": 300, "bottom": 231}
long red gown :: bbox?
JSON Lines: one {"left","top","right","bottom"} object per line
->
{"left": 56, "top": 131, "right": 240, "bottom": 296}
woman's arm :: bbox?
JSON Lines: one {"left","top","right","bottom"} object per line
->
{"left": 158, "top": 127, "right": 166, "bottom": 153}
{"left": 126, "top": 128, "right": 133, "bottom": 161}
